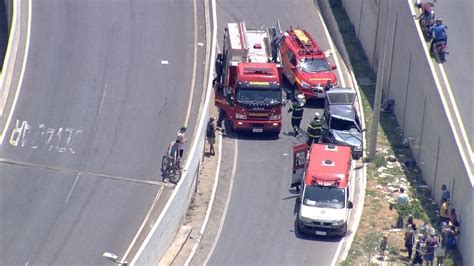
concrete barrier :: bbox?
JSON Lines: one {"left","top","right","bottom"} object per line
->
{"left": 130, "top": 0, "right": 217, "bottom": 264}
{"left": 341, "top": 0, "right": 473, "bottom": 264}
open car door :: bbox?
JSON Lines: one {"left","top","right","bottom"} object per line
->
{"left": 291, "top": 143, "right": 308, "bottom": 188}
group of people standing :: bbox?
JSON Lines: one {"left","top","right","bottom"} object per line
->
{"left": 401, "top": 184, "right": 460, "bottom": 265}
{"left": 287, "top": 93, "right": 324, "bottom": 147}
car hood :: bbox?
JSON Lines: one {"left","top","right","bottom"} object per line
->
{"left": 299, "top": 71, "right": 336, "bottom": 85}
{"left": 329, "top": 105, "right": 356, "bottom": 121}
{"left": 330, "top": 130, "right": 363, "bottom": 147}
{"left": 300, "top": 204, "right": 347, "bottom": 222}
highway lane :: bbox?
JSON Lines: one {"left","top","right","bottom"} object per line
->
{"left": 208, "top": 0, "right": 352, "bottom": 264}
{"left": 0, "top": 0, "right": 197, "bottom": 264}
{"left": 433, "top": 0, "right": 473, "bottom": 147}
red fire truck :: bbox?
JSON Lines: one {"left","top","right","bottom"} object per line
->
{"left": 215, "top": 22, "right": 283, "bottom": 134}
{"left": 280, "top": 28, "right": 338, "bottom": 100}
{"left": 292, "top": 143, "right": 354, "bottom": 236}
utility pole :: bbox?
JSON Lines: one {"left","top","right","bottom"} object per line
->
{"left": 369, "top": 1, "right": 391, "bottom": 160}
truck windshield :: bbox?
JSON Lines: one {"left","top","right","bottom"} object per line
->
{"left": 236, "top": 88, "right": 281, "bottom": 104}
{"left": 299, "top": 58, "right": 330, "bottom": 73}
{"left": 303, "top": 185, "right": 345, "bottom": 209}
{"left": 330, "top": 117, "right": 360, "bottom": 131}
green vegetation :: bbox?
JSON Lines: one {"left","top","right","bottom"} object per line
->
{"left": 325, "top": 2, "right": 461, "bottom": 264}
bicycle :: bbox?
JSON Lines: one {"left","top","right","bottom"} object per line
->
{"left": 161, "top": 155, "right": 182, "bottom": 184}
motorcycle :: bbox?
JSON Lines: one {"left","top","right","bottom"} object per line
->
{"left": 418, "top": 2, "right": 435, "bottom": 40}
{"left": 419, "top": 16, "right": 434, "bottom": 40}
{"left": 433, "top": 40, "right": 448, "bottom": 63}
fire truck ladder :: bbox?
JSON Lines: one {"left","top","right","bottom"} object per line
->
{"left": 289, "top": 28, "right": 322, "bottom": 56}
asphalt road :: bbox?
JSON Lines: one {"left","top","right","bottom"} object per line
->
{"left": 207, "top": 0, "right": 355, "bottom": 264}
{"left": 433, "top": 0, "right": 473, "bottom": 147}
{"left": 0, "top": 0, "right": 197, "bottom": 265}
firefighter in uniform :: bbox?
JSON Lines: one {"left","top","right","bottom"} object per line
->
{"left": 306, "top": 112, "right": 322, "bottom": 146}
{"left": 288, "top": 94, "right": 306, "bottom": 136}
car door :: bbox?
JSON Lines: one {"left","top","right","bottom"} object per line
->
{"left": 292, "top": 143, "right": 308, "bottom": 188}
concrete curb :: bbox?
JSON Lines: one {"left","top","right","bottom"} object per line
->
{"left": 0, "top": 0, "right": 20, "bottom": 116}
{"left": 316, "top": 0, "right": 368, "bottom": 264}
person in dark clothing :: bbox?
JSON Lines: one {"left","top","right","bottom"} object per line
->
{"left": 206, "top": 117, "right": 216, "bottom": 156}
{"left": 405, "top": 223, "right": 416, "bottom": 259}
{"left": 306, "top": 112, "right": 322, "bottom": 146}
{"left": 429, "top": 19, "right": 448, "bottom": 53}
{"left": 323, "top": 80, "right": 332, "bottom": 92}
{"left": 412, "top": 234, "right": 425, "bottom": 265}
{"left": 288, "top": 94, "right": 305, "bottom": 136}
{"left": 271, "top": 33, "right": 283, "bottom": 63}
{"left": 213, "top": 53, "right": 224, "bottom": 85}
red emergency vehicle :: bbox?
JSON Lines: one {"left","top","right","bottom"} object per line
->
{"left": 292, "top": 143, "right": 353, "bottom": 236}
{"left": 215, "top": 22, "right": 283, "bottom": 134}
{"left": 280, "top": 28, "right": 338, "bottom": 100}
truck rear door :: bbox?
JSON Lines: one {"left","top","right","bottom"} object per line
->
{"left": 292, "top": 143, "right": 308, "bottom": 188}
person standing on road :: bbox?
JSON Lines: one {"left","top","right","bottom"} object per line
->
{"left": 288, "top": 94, "right": 305, "bottom": 136}
{"left": 206, "top": 117, "right": 216, "bottom": 156}
{"left": 306, "top": 112, "right": 322, "bottom": 146}
{"left": 213, "top": 53, "right": 224, "bottom": 86}
{"left": 176, "top": 126, "right": 187, "bottom": 165}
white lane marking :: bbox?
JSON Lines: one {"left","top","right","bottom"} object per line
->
{"left": 438, "top": 65, "right": 473, "bottom": 163}
{"left": 122, "top": 0, "right": 200, "bottom": 262}
{"left": 408, "top": 0, "right": 473, "bottom": 180}
{"left": 0, "top": 0, "right": 32, "bottom": 145}
{"left": 184, "top": 131, "right": 223, "bottom": 265}
{"left": 65, "top": 173, "right": 80, "bottom": 203}
{"left": 183, "top": 0, "right": 199, "bottom": 127}
{"left": 98, "top": 83, "right": 108, "bottom": 115}
{"left": 0, "top": 157, "right": 167, "bottom": 187}
{"left": 203, "top": 137, "right": 237, "bottom": 266}
{"left": 317, "top": 10, "right": 346, "bottom": 87}
{"left": 120, "top": 186, "right": 164, "bottom": 264}
{"left": 0, "top": 0, "right": 18, "bottom": 115}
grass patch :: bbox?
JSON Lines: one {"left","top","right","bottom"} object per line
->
{"left": 324, "top": 2, "right": 463, "bottom": 264}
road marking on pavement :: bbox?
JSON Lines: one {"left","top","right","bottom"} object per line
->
{"left": 184, "top": 131, "right": 223, "bottom": 265}
{"left": 408, "top": 0, "right": 473, "bottom": 180}
{"left": 317, "top": 10, "right": 346, "bottom": 87}
{"left": 183, "top": 0, "right": 199, "bottom": 127}
{"left": 120, "top": 185, "right": 164, "bottom": 264}
{"left": 0, "top": 157, "right": 167, "bottom": 187}
{"left": 160, "top": 60, "right": 169, "bottom": 65}
{"left": 204, "top": 137, "right": 237, "bottom": 266}
{"left": 438, "top": 65, "right": 473, "bottom": 164}
{"left": 98, "top": 83, "right": 108, "bottom": 115}
{"left": 123, "top": 0, "right": 200, "bottom": 262}
{"left": 64, "top": 173, "right": 80, "bottom": 203}
{"left": 0, "top": 0, "right": 32, "bottom": 145}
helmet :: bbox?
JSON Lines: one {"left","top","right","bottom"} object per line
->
{"left": 180, "top": 126, "right": 187, "bottom": 131}
{"left": 296, "top": 94, "right": 305, "bottom": 101}
{"left": 435, "top": 18, "right": 442, "bottom": 24}
{"left": 314, "top": 112, "right": 320, "bottom": 119}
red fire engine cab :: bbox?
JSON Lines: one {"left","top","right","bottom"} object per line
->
{"left": 280, "top": 28, "right": 338, "bottom": 100}
{"left": 215, "top": 22, "right": 283, "bottom": 134}
{"left": 292, "top": 143, "right": 354, "bottom": 236}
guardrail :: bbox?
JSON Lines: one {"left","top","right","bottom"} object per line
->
{"left": 130, "top": 0, "right": 217, "bottom": 264}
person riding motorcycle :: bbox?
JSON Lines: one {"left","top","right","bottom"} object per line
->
{"left": 418, "top": 3, "right": 435, "bottom": 28}
{"left": 429, "top": 19, "right": 448, "bottom": 53}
